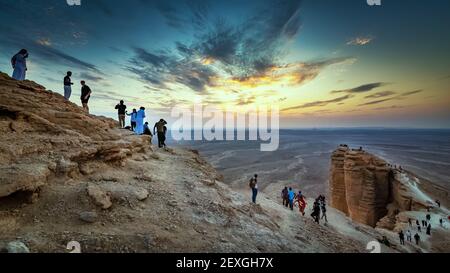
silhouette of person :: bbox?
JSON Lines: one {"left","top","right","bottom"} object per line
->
{"left": 80, "top": 81, "right": 92, "bottom": 113}
{"left": 63, "top": 71, "right": 73, "bottom": 100}
{"left": 115, "top": 100, "right": 127, "bottom": 128}
{"left": 11, "top": 49, "right": 28, "bottom": 80}
{"left": 154, "top": 119, "right": 167, "bottom": 148}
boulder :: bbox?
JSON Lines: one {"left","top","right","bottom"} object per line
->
{"left": 6, "top": 241, "right": 30, "bottom": 253}
{"left": 134, "top": 188, "right": 149, "bottom": 201}
{"left": 87, "top": 185, "right": 112, "bottom": 209}
{"left": 79, "top": 211, "right": 98, "bottom": 223}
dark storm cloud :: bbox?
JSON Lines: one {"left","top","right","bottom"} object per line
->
{"left": 190, "top": 0, "right": 303, "bottom": 78}
{"left": 127, "top": 0, "right": 305, "bottom": 92}
{"left": 154, "top": 0, "right": 210, "bottom": 30}
{"left": 0, "top": 32, "right": 102, "bottom": 73}
{"left": 359, "top": 89, "right": 423, "bottom": 106}
{"left": 108, "top": 46, "right": 127, "bottom": 54}
{"left": 0, "top": 0, "right": 103, "bottom": 74}
{"left": 79, "top": 72, "right": 104, "bottom": 82}
{"left": 282, "top": 95, "right": 352, "bottom": 111}
{"left": 400, "top": 89, "right": 423, "bottom": 97}
{"left": 126, "top": 47, "right": 217, "bottom": 92}
{"left": 364, "top": 91, "right": 396, "bottom": 99}
{"left": 155, "top": 1, "right": 186, "bottom": 29}
{"left": 39, "top": 45, "right": 101, "bottom": 73}
{"left": 358, "top": 98, "right": 393, "bottom": 106}
{"left": 331, "top": 82, "right": 388, "bottom": 94}
{"left": 374, "top": 105, "right": 408, "bottom": 111}
{"left": 288, "top": 57, "right": 352, "bottom": 85}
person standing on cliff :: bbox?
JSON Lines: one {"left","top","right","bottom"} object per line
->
{"left": 135, "top": 107, "right": 146, "bottom": 134}
{"left": 414, "top": 233, "right": 420, "bottom": 245}
{"left": 288, "top": 187, "right": 295, "bottom": 211}
{"left": 320, "top": 197, "right": 328, "bottom": 222}
{"left": 426, "top": 224, "right": 431, "bottom": 235}
{"left": 296, "top": 191, "right": 307, "bottom": 216}
{"left": 80, "top": 81, "right": 92, "bottom": 113}
{"left": 398, "top": 230, "right": 405, "bottom": 245}
{"left": 126, "top": 109, "right": 137, "bottom": 132}
{"left": 11, "top": 49, "right": 28, "bottom": 81}
{"left": 406, "top": 230, "right": 412, "bottom": 242}
{"left": 154, "top": 119, "right": 168, "bottom": 148}
{"left": 281, "top": 187, "right": 288, "bottom": 207}
{"left": 249, "top": 174, "right": 258, "bottom": 204}
{"left": 311, "top": 199, "right": 321, "bottom": 224}
{"left": 63, "top": 71, "right": 73, "bottom": 100}
{"left": 115, "top": 100, "right": 127, "bottom": 128}
{"left": 143, "top": 122, "right": 153, "bottom": 141}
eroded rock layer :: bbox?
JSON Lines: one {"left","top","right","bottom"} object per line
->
{"left": 0, "top": 72, "right": 150, "bottom": 198}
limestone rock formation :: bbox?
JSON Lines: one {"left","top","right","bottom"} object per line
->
{"left": 0, "top": 72, "right": 150, "bottom": 199}
{"left": 1, "top": 74, "right": 447, "bottom": 253}
{"left": 329, "top": 145, "right": 443, "bottom": 229}
{"left": 329, "top": 146, "right": 349, "bottom": 214}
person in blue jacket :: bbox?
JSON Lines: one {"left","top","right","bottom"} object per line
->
{"left": 135, "top": 107, "right": 146, "bottom": 135}
{"left": 288, "top": 187, "right": 295, "bottom": 210}
{"left": 126, "top": 109, "right": 137, "bottom": 131}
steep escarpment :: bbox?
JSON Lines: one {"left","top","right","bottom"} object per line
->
{"left": 0, "top": 73, "right": 375, "bottom": 253}
{"left": 330, "top": 146, "right": 391, "bottom": 227}
{"left": 0, "top": 72, "right": 150, "bottom": 199}
{"left": 1, "top": 74, "right": 447, "bottom": 253}
{"left": 330, "top": 145, "right": 448, "bottom": 230}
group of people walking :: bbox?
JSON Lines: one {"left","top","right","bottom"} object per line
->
{"left": 281, "top": 187, "right": 307, "bottom": 216}
{"left": 10, "top": 49, "right": 168, "bottom": 148}
{"left": 281, "top": 187, "right": 327, "bottom": 224}
{"left": 249, "top": 176, "right": 328, "bottom": 225}
{"left": 400, "top": 214, "right": 441, "bottom": 247}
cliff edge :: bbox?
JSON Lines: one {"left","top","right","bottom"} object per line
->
{"left": 1, "top": 73, "right": 447, "bottom": 253}
{"left": 330, "top": 145, "right": 449, "bottom": 251}
{"left": 0, "top": 73, "right": 372, "bottom": 253}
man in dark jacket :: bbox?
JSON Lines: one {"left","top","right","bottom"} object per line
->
{"left": 80, "top": 81, "right": 92, "bottom": 113}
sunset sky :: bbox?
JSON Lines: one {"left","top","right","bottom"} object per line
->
{"left": 0, "top": 0, "right": 449, "bottom": 128}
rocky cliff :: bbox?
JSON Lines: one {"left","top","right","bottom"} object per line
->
{"left": 0, "top": 72, "right": 151, "bottom": 199}
{"left": 330, "top": 145, "right": 448, "bottom": 231}
{"left": 1, "top": 73, "right": 447, "bottom": 253}
{"left": 0, "top": 73, "right": 376, "bottom": 253}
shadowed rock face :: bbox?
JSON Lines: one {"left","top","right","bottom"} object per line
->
{"left": 330, "top": 146, "right": 392, "bottom": 227}
{"left": 0, "top": 72, "right": 150, "bottom": 198}
{"left": 329, "top": 145, "right": 449, "bottom": 230}
{"left": 330, "top": 147, "right": 349, "bottom": 214}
